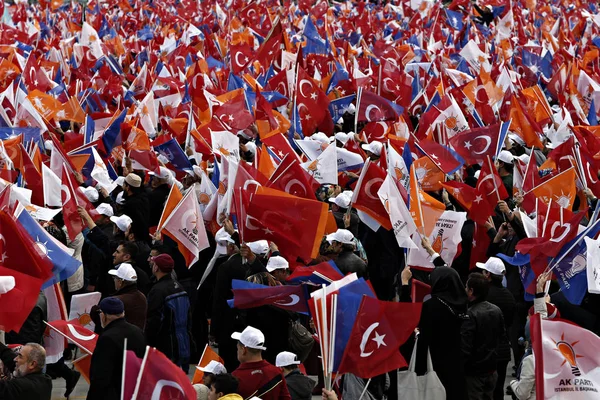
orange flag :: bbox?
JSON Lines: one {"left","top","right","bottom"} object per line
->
{"left": 72, "top": 354, "right": 92, "bottom": 384}
{"left": 258, "top": 144, "right": 276, "bottom": 178}
{"left": 526, "top": 167, "right": 577, "bottom": 209}
{"left": 157, "top": 184, "right": 183, "bottom": 231}
{"left": 192, "top": 344, "right": 225, "bottom": 384}
{"left": 27, "top": 90, "right": 61, "bottom": 121}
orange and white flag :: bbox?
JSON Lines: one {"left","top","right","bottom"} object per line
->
{"left": 192, "top": 344, "right": 225, "bottom": 384}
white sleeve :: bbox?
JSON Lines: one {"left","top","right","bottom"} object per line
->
{"left": 510, "top": 354, "right": 536, "bottom": 400}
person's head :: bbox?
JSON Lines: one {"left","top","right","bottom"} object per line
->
{"left": 13, "top": 343, "right": 46, "bottom": 378}
{"left": 148, "top": 243, "right": 167, "bottom": 262}
{"left": 197, "top": 360, "right": 227, "bottom": 386}
{"left": 325, "top": 229, "right": 355, "bottom": 254}
{"left": 113, "top": 241, "right": 138, "bottom": 265}
{"left": 110, "top": 214, "right": 132, "bottom": 237}
{"left": 476, "top": 257, "right": 506, "bottom": 285}
{"left": 215, "top": 227, "right": 236, "bottom": 256}
{"left": 328, "top": 193, "right": 351, "bottom": 213}
{"left": 150, "top": 253, "right": 175, "bottom": 279}
{"left": 232, "top": 326, "right": 266, "bottom": 363}
{"left": 123, "top": 173, "right": 143, "bottom": 195}
{"left": 246, "top": 240, "right": 270, "bottom": 263}
{"left": 430, "top": 266, "right": 468, "bottom": 311}
{"left": 466, "top": 272, "right": 490, "bottom": 303}
{"left": 361, "top": 141, "right": 383, "bottom": 161}
{"left": 95, "top": 203, "right": 114, "bottom": 225}
{"left": 108, "top": 263, "right": 138, "bottom": 291}
{"left": 266, "top": 256, "right": 290, "bottom": 283}
{"left": 98, "top": 297, "right": 125, "bottom": 328}
{"left": 149, "top": 167, "right": 172, "bottom": 189}
{"left": 495, "top": 150, "right": 514, "bottom": 175}
{"left": 208, "top": 374, "right": 239, "bottom": 400}
{"left": 275, "top": 351, "right": 301, "bottom": 375}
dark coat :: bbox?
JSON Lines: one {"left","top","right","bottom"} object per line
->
{"left": 461, "top": 300, "right": 507, "bottom": 375}
{"left": 87, "top": 318, "right": 146, "bottom": 400}
{"left": 335, "top": 250, "right": 368, "bottom": 278}
{"left": 148, "top": 183, "right": 170, "bottom": 227}
{"left": 122, "top": 190, "right": 150, "bottom": 242}
{"left": 332, "top": 210, "right": 359, "bottom": 237}
{"left": 285, "top": 370, "right": 316, "bottom": 400}
{"left": 145, "top": 275, "right": 192, "bottom": 363}
{"left": 6, "top": 292, "right": 47, "bottom": 345}
{"left": 486, "top": 283, "right": 516, "bottom": 362}
{"left": 113, "top": 283, "right": 148, "bottom": 330}
{"left": 0, "top": 343, "right": 52, "bottom": 400}
{"left": 245, "top": 306, "right": 294, "bottom": 365}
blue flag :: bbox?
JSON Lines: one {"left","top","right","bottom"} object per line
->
{"left": 84, "top": 114, "right": 95, "bottom": 145}
{"left": 329, "top": 95, "right": 356, "bottom": 123}
{"left": 154, "top": 138, "right": 193, "bottom": 172}
{"left": 445, "top": 9, "right": 464, "bottom": 30}
{"left": 17, "top": 210, "right": 82, "bottom": 289}
{"left": 101, "top": 109, "right": 127, "bottom": 154}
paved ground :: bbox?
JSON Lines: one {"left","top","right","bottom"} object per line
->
{"left": 50, "top": 359, "right": 517, "bottom": 399}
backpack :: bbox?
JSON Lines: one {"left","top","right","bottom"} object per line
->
{"left": 288, "top": 320, "right": 314, "bottom": 362}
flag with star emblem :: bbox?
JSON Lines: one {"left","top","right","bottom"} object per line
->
{"left": 441, "top": 181, "right": 494, "bottom": 225}
{"left": 476, "top": 155, "right": 509, "bottom": 205}
{"left": 295, "top": 67, "right": 330, "bottom": 135}
{"left": 16, "top": 207, "right": 82, "bottom": 289}
{"left": 228, "top": 279, "right": 310, "bottom": 313}
{"left": 448, "top": 123, "right": 504, "bottom": 164}
{"left": 46, "top": 320, "right": 98, "bottom": 355}
{"left": 414, "top": 138, "right": 463, "bottom": 175}
{"left": 522, "top": 167, "right": 577, "bottom": 213}
{"left": 356, "top": 88, "right": 404, "bottom": 123}
{"left": 160, "top": 183, "right": 210, "bottom": 267}
{"left": 337, "top": 296, "right": 421, "bottom": 378}
{"left": 351, "top": 159, "right": 393, "bottom": 230}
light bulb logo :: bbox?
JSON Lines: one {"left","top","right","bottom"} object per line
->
{"left": 431, "top": 229, "right": 444, "bottom": 254}
{"left": 553, "top": 333, "right": 583, "bottom": 377}
{"left": 565, "top": 254, "right": 587, "bottom": 279}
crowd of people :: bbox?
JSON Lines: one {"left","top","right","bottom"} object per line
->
{"left": 0, "top": 0, "right": 600, "bottom": 398}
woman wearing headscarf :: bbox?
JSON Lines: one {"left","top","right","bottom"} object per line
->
{"left": 415, "top": 237, "right": 469, "bottom": 400}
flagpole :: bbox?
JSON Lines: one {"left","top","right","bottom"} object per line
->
{"left": 328, "top": 294, "right": 337, "bottom": 390}
{"left": 358, "top": 378, "right": 372, "bottom": 400}
{"left": 130, "top": 346, "right": 150, "bottom": 400}
{"left": 541, "top": 199, "right": 552, "bottom": 238}
{"left": 486, "top": 155, "right": 501, "bottom": 203}
{"left": 120, "top": 338, "right": 128, "bottom": 400}
{"left": 545, "top": 218, "right": 600, "bottom": 274}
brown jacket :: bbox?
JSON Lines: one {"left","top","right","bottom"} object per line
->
{"left": 113, "top": 283, "right": 147, "bottom": 330}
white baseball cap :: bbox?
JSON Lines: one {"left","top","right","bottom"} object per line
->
{"left": 196, "top": 360, "right": 227, "bottom": 375}
{"left": 310, "top": 132, "right": 334, "bottom": 144}
{"left": 326, "top": 229, "right": 354, "bottom": 245}
{"left": 328, "top": 193, "right": 351, "bottom": 209}
{"left": 81, "top": 186, "right": 99, "bottom": 203}
{"left": 231, "top": 326, "right": 267, "bottom": 350}
{"left": 116, "top": 191, "right": 125, "bottom": 205}
{"left": 110, "top": 214, "right": 132, "bottom": 232}
{"left": 361, "top": 141, "right": 383, "bottom": 156}
{"left": 96, "top": 203, "right": 114, "bottom": 217}
{"left": 108, "top": 263, "right": 138, "bottom": 282}
{"left": 215, "top": 227, "right": 235, "bottom": 255}
{"left": 245, "top": 141, "right": 257, "bottom": 156}
{"left": 266, "top": 256, "right": 289, "bottom": 272}
{"left": 275, "top": 351, "right": 301, "bottom": 367}
{"left": 497, "top": 150, "right": 514, "bottom": 164}
{"left": 476, "top": 257, "right": 506, "bottom": 276}
{"left": 247, "top": 240, "right": 269, "bottom": 255}
{"left": 334, "top": 132, "right": 350, "bottom": 144}
{"left": 148, "top": 166, "right": 171, "bottom": 180}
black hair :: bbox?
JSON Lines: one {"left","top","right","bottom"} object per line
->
{"left": 467, "top": 272, "right": 490, "bottom": 301}
{"left": 44, "top": 225, "right": 67, "bottom": 246}
{"left": 212, "top": 374, "right": 239, "bottom": 396}
{"left": 151, "top": 242, "right": 168, "bottom": 254}
{"left": 119, "top": 241, "right": 139, "bottom": 259}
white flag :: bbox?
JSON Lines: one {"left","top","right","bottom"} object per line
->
{"left": 585, "top": 236, "right": 600, "bottom": 294}
{"left": 42, "top": 163, "right": 62, "bottom": 207}
{"left": 377, "top": 175, "right": 417, "bottom": 248}
{"left": 68, "top": 292, "right": 102, "bottom": 331}
{"left": 90, "top": 147, "right": 117, "bottom": 192}
{"left": 301, "top": 143, "right": 338, "bottom": 184}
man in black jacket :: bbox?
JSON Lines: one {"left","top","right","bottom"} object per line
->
{"left": 0, "top": 342, "right": 52, "bottom": 400}
{"left": 147, "top": 167, "right": 172, "bottom": 227}
{"left": 121, "top": 173, "right": 150, "bottom": 243}
{"left": 461, "top": 272, "right": 507, "bottom": 400}
{"left": 87, "top": 297, "right": 146, "bottom": 400}
{"left": 476, "top": 257, "right": 516, "bottom": 400}
{"left": 276, "top": 352, "right": 315, "bottom": 400}
{"left": 146, "top": 254, "right": 193, "bottom": 371}
{"left": 325, "top": 229, "right": 367, "bottom": 278}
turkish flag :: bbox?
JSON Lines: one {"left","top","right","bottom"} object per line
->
{"left": 123, "top": 350, "right": 143, "bottom": 400}
{"left": 441, "top": 181, "right": 494, "bottom": 226}
{"left": 213, "top": 93, "right": 254, "bottom": 131}
{"left": 0, "top": 266, "right": 44, "bottom": 332}
{"left": 352, "top": 160, "right": 392, "bottom": 230}
{"left": 338, "top": 296, "right": 421, "bottom": 378}
{"left": 415, "top": 139, "right": 463, "bottom": 175}
{"left": 268, "top": 154, "right": 320, "bottom": 200}
{"left": 295, "top": 67, "right": 330, "bottom": 135}
{"left": 476, "top": 156, "right": 509, "bottom": 204}
{"left": 449, "top": 124, "right": 502, "bottom": 164}
{"left": 46, "top": 320, "right": 98, "bottom": 354}
{"left": 229, "top": 43, "right": 254, "bottom": 75}
{"left": 230, "top": 279, "right": 310, "bottom": 313}
{"left": 356, "top": 89, "right": 403, "bottom": 123}
{"left": 134, "top": 347, "right": 197, "bottom": 400}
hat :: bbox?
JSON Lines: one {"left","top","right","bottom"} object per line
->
{"left": 125, "top": 173, "right": 142, "bottom": 188}
{"left": 361, "top": 141, "right": 383, "bottom": 156}
{"left": 151, "top": 254, "right": 175, "bottom": 272}
{"left": 334, "top": 132, "right": 350, "bottom": 144}
{"left": 245, "top": 141, "right": 257, "bottom": 155}
{"left": 110, "top": 214, "right": 132, "bottom": 232}
{"left": 44, "top": 140, "right": 53, "bottom": 152}
{"left": 275, "top": 351, "right": 301, "bottom": 367}
{"left": 326, "top": 229, "right": 355, "bottom": 245}
{"left": 474, "top": 170, "right": 481, "bottom": 180}
{"left": 231, "top": 326, "right": 267, "bottom": 350}
{"left": 310, "top": 132, "right": 334, "bottom": 144}
{"left": 99, "top": 297, "right": 124, "bottom": 315}
{"left": 476, "top": 257, "right": 506, "bottom": 276}
{"left": 114, "top": 176, "right": 125, "bottom": 187}
{"left": 266, "top": 256, "right": 289, "bottom": 272}
{"left": 215, "top": 227, "right": 235, "bottom": 255}
{"left": 497, "top": 150, "right": 514, "bottom": 164}
{"left": 149, "top": 166, "right": 171, "bottom": 180}
{"left": 0, "top": 276, "right": 15, "bottom": 295}
{"left": 342, "top": 190, "right": 353, "bottom": 198}
{"left": 96, "top": 203, "right": 114, "bottom": 217}
{"left": 193, "top": 384, "right": 209, "bottom": 400}
{"left": 81, "top": 187, "right": 99, "bottom": 203}
{"left": 108, "top": 263, "right": 138, "bottom": 282}
{"left": 328, "top": 193, "right": 351, "bottom": 209}
{"left": 247, "top": 240, "right": 269, "bottom": 255}
{"left": 116, "top": 191, "right": 125, "bottom": 205}
{"left": 196, "top": 360, "right": 227, "bottom": 375}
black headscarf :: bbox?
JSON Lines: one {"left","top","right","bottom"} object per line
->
{"left": 430, "top": 267, "right": 468, "bottom": 314}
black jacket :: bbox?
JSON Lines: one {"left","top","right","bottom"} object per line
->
{"left": 6, "top": 292, "right": 47, "bottom": 345}
{"left": 486, "top": 283, "right": 516, "bottom": 362}
{"left": 87, "top": 318, "right": 146, "bottom": 400}
{"left": 332, "top": 210, "right": 359, "bottom": 237}
{"left": 148, "top": 183, "right": 170, "bottom": 227}
{"left": 335, "top": 250, "right": 368, "bottom": 278}
{"left": 285, "top": 370, "right": 316, "bottom": 400}
{"left": 461, "top": 300, "right": 507, "bottom": 375}
{"left": 122, "top": 190, "right": 150, "bottom": 242}
{"left": 0, "top": 343, "right": 52, "bottom": 400}
{"left": 145, "top": 275, "right": 193, "bottom": 363}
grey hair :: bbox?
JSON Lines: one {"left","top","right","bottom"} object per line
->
{"left": 25, "top": 343, "right": 46, "bottom": 371}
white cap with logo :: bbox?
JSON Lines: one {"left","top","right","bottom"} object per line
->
{"left": 476, "top": 257, "right": 506, "bottom": 276}
{"left": 497, "top": 150, "right": 514, "bottom": 164}
{"left": 361, "top": 141, "right": 383, "bottom": 156}
{"left": 96, "top": 203, "right": 114, "bottom": 217}
{"left": 231, "top": 326, "right": 267, "bottom": 350}
{"left": 247, "top": 240, "right": 269, "bottom": 255}
{"left": 275, "top": 351, "right": 301, "bottom": 367}
{"left": 108, "top": 263, "right": 138, "bottom": 281}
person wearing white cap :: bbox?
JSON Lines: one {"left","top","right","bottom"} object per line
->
{"left": 266, "top": 256, "right": 290, "bottom": 284}
{"left": 107, "top": 263, "right": 147, "bottom": 330}
{"left": 148, "top": 167, "right": 173, "bottom": 227}
{"left": 275, "top": 352, "right": 316, "bottom": 400}
{"left": 81, "top": 186, "right": 99, "bottom": 203}
{"left": 325, "top": 229, "right": 367, "bottom": 278}
{"left": 231, "top": 326, "right": 291, "bottom": 400}
{"left": 197, "top": 360, "right": 227, "bottom": 388}
{"left": 110, "top": 214, "right": 133, "bottom": 235}
{"left": 327, "top": 193, "right": 359, "bottom": 236}
{"left": 92, "top": 203, "right": 116, "bottom": 240}
{"left": 475, "top": 257, "right": 516, "bottom": 399}
{"left": 361, "top": 141, "right": 383, "bottom": 161}
{"left": 495, "top": 150, "right": 514, "bottom": 197}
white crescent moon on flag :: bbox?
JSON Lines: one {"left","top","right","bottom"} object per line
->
{"left": 235, "top": 52, "right": 246, "bottom": 68}
{"left": 243, "top": 179, "right": 261, "bottom": 192}
{"left": 297, "top": 103, "right": 309, "bottom": 116}
{"left": 276, "top": 81, "right": 288, "bottom": 97}
{"left": 359, "top": 322, "right": 379, "bottom": 358}
{"left": 587, "top": 162, "right": 599, "bottom": 184}
{"left": 61, "top": 184, "right": 71, "bottom": 204}
{"left": 472, "top": 135, "right": 492, "bottom": 155}
{"left": 374, "top": 122, "right": 389, "bottom": 140}
{"left": 477, "top": 174, "right": 496, "bottom": 196}
{"left": 382, "top": 78, "right": 395, "bottom": 93}
{"left": 284, "top": 179, "right": 307, "bottom": 196}
{"left": 66, "top": 324, "right": 96, "bottom": 342}
{"left": 274, "top": 294, "right": 300, "bottom": 306}
{"left": 246, "top": 215, "right": 261, "bottom": 230}
{"left": 365, "top": 105, "right": 382, "bottom": 122}
{"left": 364, "top": 178, "right": 384, "bottom": 200}
{"left": 299, "top": 79, "right": 313, "bottom": 98}
{"left": 150, "top": 379, "right": 185, "bottom": 400}
{"left": 550, "top": 222, "right": 571, "bottom": 243}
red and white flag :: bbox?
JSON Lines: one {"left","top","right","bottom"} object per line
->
{"left": 46, "top": 320, "right": 98, "bottom": 355}
{"left": 531, "top": 313, "right": 600, "bottom": 399}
